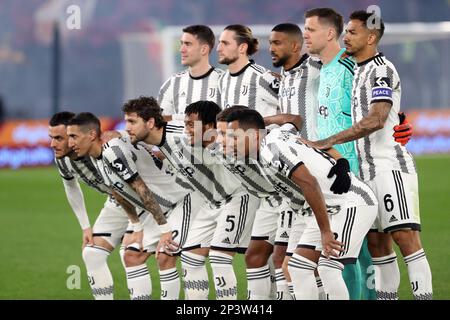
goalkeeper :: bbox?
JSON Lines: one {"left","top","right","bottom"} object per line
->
{"left": 304, "top": 7, "right": 412, "bottom": 300}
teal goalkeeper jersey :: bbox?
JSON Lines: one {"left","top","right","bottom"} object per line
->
{"left": 317, "top": 48, "right": 359, "bottom": 175}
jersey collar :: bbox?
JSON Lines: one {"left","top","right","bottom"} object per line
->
{"left": 229, "top": 60, "right": 254, "bottom": 77}
{"left": 189, "top": 66, "right": 215, "bottom": 80}
{"left": 284, "top": 53, "right": 309, "bottom": 72}
{"left": 357, "top": 52, "right": 384, "bottom": 67}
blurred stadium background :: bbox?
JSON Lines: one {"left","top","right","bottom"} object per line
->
{"left": 0, "top": 0, "right": 449, "bottom": 299}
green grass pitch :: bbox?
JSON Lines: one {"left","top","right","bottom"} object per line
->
{"left": 0, "top": 155, "right": 449, "bottom": 299}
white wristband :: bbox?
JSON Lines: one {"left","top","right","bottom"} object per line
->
{"left": 132, "top": 221, "right": 143, "bottom": 232}
{"left": 159, "top": 223, "right": 171, "bottom": 234}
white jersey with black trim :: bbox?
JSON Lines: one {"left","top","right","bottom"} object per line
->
{"left": 279, "top": 54, "right": 322, "bottom": 140}
{"left": 157, "top": 67, "right": 224, "bottom": 122}
{"left": 55, "top": 156, "right": 111, "bottom": 194}
{"left": 259, "top": 128, "right": 377, "bottom": 212}
{"left": 209, "top": 144, "right": 283, "bottom": 208}
{"left": 351, "top": 53, "right": 416, "bottom": 181}
{"left": 157, "top": 124, "right": 243, "bottom": 207}
{"left": 95, "top": 135, "right": 192, "bottom": 213}
{"left": 219, "top": 61, "right": 280, "bottom": 117}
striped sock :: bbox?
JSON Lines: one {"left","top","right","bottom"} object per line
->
{"left": 246, "top": 265, "right": 271, "bottom": 300}
{"left": 318, "top": 258, "right": 348, "bottom": 300}
{"left": 159, "top": 267, "right": 180, "bottom": 300}
{"left": 372, "top": 252, "right": 400, "bottom": 300}
{"left": 181, "top": 251, "right": 209, "bottom": 300}
{"left": 126, "top": 264, "right": 151, "bottom": 300}
{"left": 275, "top": 268, "right": 292, "bottom": 300}
{"left": 404, "top": 249, "right": 433, "bottom": 300}
{"left": 287, "top": 254, "right": 318, "bottom": 300}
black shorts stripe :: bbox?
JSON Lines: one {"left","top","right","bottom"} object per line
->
{"left": 340, "top": 207, "right": 356, "bottom": 257}
{"left": 384, "top": 223, "right": 421, "bottom": 233}
{"left": 393, "top": 171, "right": 409, "bottom": 220}
{"left": 296, "top": 244, "right": 317, "bottom": 251}
{"left": 210, "top": 246, "right": 247, "bottom": 254}
{"left": 251, "top": 236, "right": 270, "bottom": 241}
{"left": 233, "top": 194, "right": 249, "bottom": 244}
{"left": 92, "top": 233, "right": 112, "bottom": 237}
{"left": 396, "top": 171, "right": 409, "bottom": 219}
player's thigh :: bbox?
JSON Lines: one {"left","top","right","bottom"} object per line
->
{"left": 274, "top": 200, "right": 296, "bottom": 245}
{"left": 368, "top": 170, "right": 421, "bottom": 233}
{"left": 92, "top": 197, "right": 129, "bottom": 249}
{"left": 182, "top": 201, "right": 219, "bottom": 251}
{"left": 330, "top": 205, "right": 378, "bottom": 263}
{"left": 211, "top": 193, "right": 259, "bottom": 252}
{"left": 250, "top": 197, "right": 279, "bottom": 245}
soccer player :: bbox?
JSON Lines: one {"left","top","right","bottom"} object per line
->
{"left": 263, "top": 22, "right": 324, "bottom": 300}
{"left": 122, "top": 97, "right": 260, "bottom": 300}
{"left": 217, "top": 24, "right": 280, "bottom": 116}
{"left": 219, "top": 107, "right": 378, "bottom": 299}
{"left": 49, "top": 111, "right": 137, "bottom": 300}
{"left": 67, "top": 112, "right": 189, "bottom": 300}
{"left": 308, "top": 10, "right": 432, "bottom": 300}
{"left": 158, "top": 25, "right": 223, "bottom": 126}
{"left": 157, "top": 25, "right": 224, "bottom": 298}
{"left": 302, "top": 7, "right": 374, "bottom": 300}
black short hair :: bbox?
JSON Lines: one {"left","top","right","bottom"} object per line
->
{"left": 349, "top": 10, "right": 385, "bottom": 41}
{"left": 305, "top": 7, "right": 344, "bottom": 38}
{"left": 271, "top": 23, "right": 303, "bottom": 41}
{"left": 182, "top": 25, "right": 215, "bottom": 52}
{"left": 49, "top": 111, "right": 75, "bottom": 126}
{"left": 122, "top": 96, "right": 166, "bottom": 128}
{"left": 68, "top": 112, "right": 101, "bottom": 136}
{"left": 224, "top": 24, "right": 259, "bottom": 56}
{"left": 185, "top": 101, "right": 222, "bottom": 128}
{"left": 216, "top": 105, "right": 248, "bottom": 122}
{"left": 221, "top": 108, "right": 265, "bottom": 130}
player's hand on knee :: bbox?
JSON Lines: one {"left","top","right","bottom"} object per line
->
{"left": 156, "top": 232, "right": 179, "bottom": 259}
{"left": 321, "top": 230, "right": 344, "bottom": 258}
{"left": 393, "top": 112, "right": 413, "bottom": 146}
{"left": 128, "top": 230, "right": 144, "bottom": 252}
{"left": 82, "top": 227, "right": 93, "bottom": 249}
{"left": 327, "top": 158, "right": 351, "bottom": 194}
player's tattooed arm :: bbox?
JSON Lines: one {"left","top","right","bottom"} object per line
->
{"left": 111, "top": 190, "right": 139, "bottom": 223}
{"left": 129, "top": 176, "right": 167, "bottom": 225}
{"left": 308, "top": 101, "right": 392, "bottom": 150}
{"left": 264, "top": 114, "right": 303, "bottom": 131}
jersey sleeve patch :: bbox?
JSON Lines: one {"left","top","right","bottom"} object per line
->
{"left": 371, "top": 77, "right": 393, "bottom": 101}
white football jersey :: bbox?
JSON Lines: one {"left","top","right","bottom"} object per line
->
{"left": 55, "top": 156, "right": 111, "bottom": 194}
{"left": 157, "top": 67, "right": 224, "bottom": 123}
{"left": 157, "top": 124, "right": 243, "bottom": 207}
{"left": 279, "top": 54, "right": 322, "bottom": 139}
{"left": 209, "top": 144, "right": 283, "bottom": 208}
{"left": 219, "top": 61, "right": 280, "bottom": 116}
{"left": 95, "top": 135, "right": 192, "bottom": 213}
{"left": 351, "top": 53, "right": 416, "bottom": 181}
{"left": 259, "top": 128, "right": 377, "bottom": 211}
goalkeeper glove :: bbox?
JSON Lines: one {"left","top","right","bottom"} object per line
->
{"left": 393, "top": 112, "right": 413, "bottom": 146}
{"left": 327, "top": 158, "right": 351, "bottom": 195}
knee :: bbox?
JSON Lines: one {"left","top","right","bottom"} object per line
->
{"left": 272, "top": 250, "right": 286, "bottom": 269}
{"left": 245, "top": 250, "right": 268, "bottom": 268}
{"left": 158, "top": 253, "right": 177, "bottom": 270}
{"left": 82, "top": 246, "right": 109, "bottom": 267}
{"left": 368, "top": 234, "right": 393, "bottom": 257}
{"left": 391, "top": 230, "right": 422, "bottom": 255}
{"left": 124, "top": 249, "right": 147, "bottom": 267}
